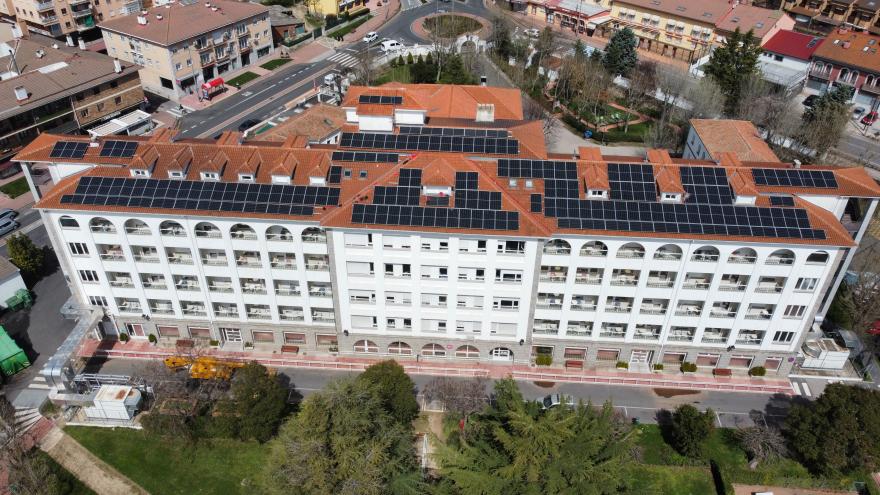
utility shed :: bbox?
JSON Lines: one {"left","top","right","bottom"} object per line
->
{"left": 0, "top": 257, "right": 26, "bottom": 309}
{"left": 83, "top": 385, "right": 141, "bottom": 420}
{"left": 0, "top": 325, "right": 30, "bottom": 376}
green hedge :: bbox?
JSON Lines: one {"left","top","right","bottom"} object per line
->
{"left": 680, "top": 362, "right": 697, "bottom": 373}
{"left": 535, "top": 354, "right": 552, "bottom": 366}
{"left": 327, "top": 15, "right": 372, "bottom": 38}
{"left": 281, "top": 33, "right": 312, "bottom": 48}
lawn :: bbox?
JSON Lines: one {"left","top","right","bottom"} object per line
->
{"left": 34, "top": 450, "right": 95, "bottom": 495}
{"left": 260, "top": 58, "right": 291, "bottom": 70}
{"left": 423, "top": 14, "right": 483, "bottom": 37}
{"left": 0, "top": 176, "right": 29, "bottom": 198}
{"left": 226, "top": 71, "right": 260, "bottom": 88}
{"left": 375, "top": 64, "right": 412, "bottom": 84}
{"left": 66, "top": 426, "right": 267, "bottom": 495}
{"left": 601, "top": 121, "right": 651, "bottom": 143}
{"left": 625, "top": 464, "right": 715, "bottom": 494}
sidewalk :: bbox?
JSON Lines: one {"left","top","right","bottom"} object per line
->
{"left": 80, "top": 339, "right": 794, "bottom": 395}
{"left": 340, "top": 0, "right": 401, "bottom": 43}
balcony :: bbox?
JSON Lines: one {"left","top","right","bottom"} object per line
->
{"left": 766, "top": 253, "right": 795, "bottom": 265}
{"left": 728, "top": 254, "right": 756, "bottom": 264}
{"left": 605, "top": 304, "right": 632, "bottom": 313}
{"left": 71, "top": 8, "right": 93, "bottom": 18}
{"left": 654, "top": 247, "right": 682, "bottom": 261}
{"left": 536, "top": 299, "right": 563, "bottom": 309}
{"left": 175, "top": 279, "right": 199, "bottom": 291}
{"left": 275, "top": 283, "right": 300, "bottom": 296}
{"left": 574, "top": 275, "right": 602, "bottom": 285}
{"left": 109, "top": 277, "right": 134, "bottom": 288}
{"left": 756, "top": 277, "right": 785, "bottom": 293}
{"left": 207, "top": 281, "right": 234, "bottom": 293}
{"left": 570, "top": 297, "right": 597, "bottom": 311}
{"left": 235, "top": 252, "right": 262, "bottom": 268}
{"left": 709, "top": 309, "right": 737, "bottom": 318}
{"left": 247, "top": 308, "right": 271, "bottom": 320}
{"left": 36, "top": 1, "right": 54, "bottom": 11}
{"left": 675, "top": 305, "right": 703, "bottom": 317}
{"left": 214, "top": 308, "right": 239, "bottom": 318}
{"left": 701, "top": 331, "right": 729, "bottom": 344}
{"left": 99, "top": 249, "right": 125, "bottom": 262}
{"left": 810, "top": 68, "right": 831, "bottom": 80}
{"left": 610, "top": 277, "right": 638, "bottom": 287}
{"left": 302, "top": 232, "right": 327, "bottom": 243}
{"left": 279, "top": 309, "right": 305, "bottom": 322}
{"left": 682, "top": 278, "right": 711, "bottom": 290}
{"left": 599, "top": 329, "right": 626, "bottom": 339}
{"left": 640, "top": 305, "right": 667, "bottom": 315}
{"left": 182, "top": 304, "right": 207, "bottom": 317}
{"left": 736, "top": 331, "right": 765, "bottom": 346}
{"left": 241, "top": 281, "right": 267, "bottom": 295}
{"left": 540, "top": 272, "right": 567, "bottom": 283}
{"left": 202, "top": 256, "right": 228, "bottom": 266}
{"left": 312, "top": 311, "right": 335, "bottom": 323}
{"left": 861, "top": 83, "right": 880, "bottom": 95}
{"left": 149, "top": 304, "right": 174, "bottom": 315}
{"left": 141, "top": 278, "right": 167, "bottom": 290}
{"left": 719, "top": 283, "right": 747, "bottom": 291}
{"left": 690, "top": 251, "right": 719, "bottom": 263}
{"left": 270, "top": 256, "right": 297, "bottom": 269}
{"left": 133, "top": 250, "right": 160, "bottom": 263}
{"left": 668, "top": 329, "right": 695, "bottom": 342}
{"left": 167, "top": 250, "right": 193, "bottom": 265}
{"left": 90, "top": 222, "right": 116, "bottom": 234}
{"left": 646, "top": 278, "right": 674, "bottom": 288}
{"left": 38, "top": 15, "right": 58, "bottom": 23}
{"left": 633, "top": 329, "right": 661, "bottom": 340}
{"left": 195, "top": 226, "right": 221, "bottom": 238}
{"left": 195, "top": 40, "right": 214, "bottom": 51}
{"left": 305, "top": 256, "right": 329, "bottom": 271}
{"left": 230, "top": 230, "right": 258, "bottom": 241}
{"left": 117, "top": 300, "right": 141, "bottom": 313}
{"left": 161, "top": 226, "right": 186, "bottom": 237}
{"left": 566, "top": 324, "right": 593, "bottom": 336}
{"left": 745, "top": 306, "right": 774, "bottom": 320}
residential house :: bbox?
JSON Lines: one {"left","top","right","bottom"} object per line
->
{"left": 807, "top": 28, "right": 880, "bottom": 108}
{"left": 684, "top": 119, "right": 780, "bottom": 162}
{"left": 782, "top": 0, "right": 880, "bottom": 35}
{"left": 758, "top": 29, "right": 824, "bottom": 91}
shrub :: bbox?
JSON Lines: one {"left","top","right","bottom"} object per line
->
{"left": 535, "top": 354, "right": 552, "bottom": 366}
{"left": 653, "top": 363, "right": 664, "bottom": 371}
{"left": 348, "top": 7, "right": 370, "bottom": 19}
{"left": 324, "top": 13, "right": 338, "bottom": 28}
{"left": 425, "top": 51, "right": 434, "bottom": 64}
{"left": 748, "top": 366, "right": 766, "bottom": 377}
{"left": 562, "top": 114, "right": 587, "bottom": 134}
{"left": 416, "top": 53, "right": 424, "bottom": 64}
{"left": 119, "top": 333, "right": 130, "bottom": 342}
{"left": 669, "top": 404, "right": 715, "bottom": 457}
{"left": 209, "top": 339, "right": 220, "bottom": 347}
{"left": 406, "top": 52, "right": 414, "bottom": 65}
{"left": 680, "top": 362, "right": 697, "bottom": 373}
{"left": 616, "top": 361, "right": 629, "bottom": 369}
{"left": 396, "top": 54, "right": 404, "bottom": 66}
{"left": 148, "top": 334, "right": 157, "bottom": 343}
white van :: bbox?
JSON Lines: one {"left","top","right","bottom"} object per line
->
{"left": 380, "top": 39, "right": 402, "bottom": 52}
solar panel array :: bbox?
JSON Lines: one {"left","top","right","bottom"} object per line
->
{"left": 398, "top": 168, "right": 422, "bottom": 187}
{"left": 426, "top": 196, "right": 450, "bottom": 207}
{"left": 455, "top": 171, "right": 478, "bottom": 190}
{"left": 530, "top": 193, "right": 543, "bottom": 213}
{"left": 331, "top": 151, "right": 399, "bottom": 163}
{"left": 327, "top": 166, "right": 342, "bottom": 184}
{"left": 353, "top": 204, "right": 518, "bottom": 230}
{"left": 609, "top": 163, "right": 657, "bottom": 201}
{"left": 769, "top": 196, "right": 795, "bottom": 207}
{"left": 50, "top": 141, "right": 89, "bottom": 159}
{"left": 497, "top": 159, "right": 578, "bottom": 179}
{"left": 399, "top": 127, "right": 509, "bottom": 138}
{"left": 99, "top": 140, "right": 139, "bottom": 158}
{"left": 374, "top": 186, "right": 421, "bottom": 205}
{"left": 358, "top": 95, "right": 403, "bottom": 105}
{"left": 60, "top": 177, "right": 341, "bottom": 216}
{"left": 456, "top": 190, "right": 502, "bottom": 210}
{"left": 546, "top": 199, "right": 826, "bottom": 239}
{"left": 340, "top": 132, "right": 519, "bottom": 155}
{"left": 545, "top": 178, "right": 579, "bottom": 198}
{"left": 680, "top": 166, "right": 734, "bottom": 204}
{"left": 752, "top": 169, "right": 838, "bottom": 188}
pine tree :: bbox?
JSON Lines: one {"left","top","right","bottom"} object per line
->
{"left": 406, "top": 52, "right": 414, "bottom": 65}
{"left": 425, "top": 51, "right": 434, "bottom": 64}
{"left": 602, "top": 27, "right": 638, "bottom": 77}
{"left": 704, "top": 28, "right": 761, "bottom": 116}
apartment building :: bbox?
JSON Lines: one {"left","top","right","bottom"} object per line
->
{"left": 98, "top": 0, "right": 273, "bottom": 101}
{"left": 1, "top": 0, "right": 142, "bottom": 38}
{"left": 0, "top": 32, "right": 144, "bottom": 163}
{"left": 807, "top": 28, "right": 880, "bottom": 108}
{"left": 782, "top": 0, "right": 880, "bottom": 34}
{"left": 605, "top": 0, "right": 793, "bottom": 62}
{"left": 13, "top": 84, "right": 880, "bottom": 376}
{"left": 312, "top": 0, "right": 366, "bottom": 17}
{"left": 517, "top": 0, "right": 612, "bottom": 36}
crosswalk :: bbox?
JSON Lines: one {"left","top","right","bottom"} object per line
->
{"left": 791, "top": 380, "right": 813, "bottom": 397}
{"left": 327, "top": 52, "right": 360, "bottom": 68}
{"left": 28, "top": 374, "right": 51, "bottom": 391}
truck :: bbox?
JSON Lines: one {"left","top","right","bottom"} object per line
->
{"left": 0, "top": 325, "right": 30, "bottom": 377}
{"left": 163, "top": 356, "right": 245, "bottom": 380}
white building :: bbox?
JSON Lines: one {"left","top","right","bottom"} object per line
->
{"left": 13, "top": 84, "right": 880, "bottom": 376}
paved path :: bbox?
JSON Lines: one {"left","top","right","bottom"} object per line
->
{"left": 40, "top": 427, "right": 149, "bottom": 495}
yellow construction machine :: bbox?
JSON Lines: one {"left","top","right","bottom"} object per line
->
{"left": 163, "top": 356, "right": 245, "bottom": 380}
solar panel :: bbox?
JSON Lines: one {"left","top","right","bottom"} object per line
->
{"left": 455, "top": 172, "right": 479, "bottom": 190}
{"left": 530, "top": 193, "right": 543, "bottom": 213}
{"left": 752, "top": 168, "right": 838, "bottom": 188}
{"left": 545, "top": 198, "right": 825, "bottom": 240}
{"left": 327, "top": 166, "right": 342, "bottom": 184}
{"left": 99, "top": 140, "right": 139, "bottom": 158}
{"left": 769, "top": 196, "right": 795, "bottom": 207}
{"left": 680, "top": 166, "right": 734, "bottom": 204}
{"left": 544, "top": 179, "right": 579, "bottom": 198}
{"left": 373, "top": 186, "right": 420, "bottom": 206}
{"left": 608, "top": 163, "right": 657, "bottom": 201}
{"left": 455, "top": 190, "right": 501, "bottom": 210}
{"left": 426, "top": 196, "right": 450, "bottom": 207}
{"left": 340, "top": 132, "right": 519, "bottom": 155}
{"left": 331, "top": 151, "right": 399, "bottom": 163}
{"left": 398, "top": 127, "right": 509, "bottom": 138}
{"left": 358, "top": 95, "right": 403, "bottom": 105}
{"left": 398, "top": 168, "right": 422, "bottom": 187}
{"left": 60, "top": 177, "right": 341, "bottom": 216}
{"left": 50, "top": 141, "right": 89, "bottom": 159}
{"left": 352, "top": 204, "right": 518, "bottom": 230}
{"left": 497, "top": 158, "right": 577, "bottom": 179}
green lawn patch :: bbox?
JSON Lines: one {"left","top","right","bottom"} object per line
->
{"left": 375, "top": 64, "right": 412, "bottom": 84}
{"left": 226, "top": 71, "right": 260, "bottom": 88}
{"left": 260, "top": 58, "right": 291, "bottom": 70}
{"left": 423, "top": 14, "right": 483, "bottom": 37}
{"left": 0, "top": 176, "right": 29, "bottom": 198}
{"left": 602, "top": 121, "right": 651, "bottom": 143}
{"left": 66, "top": 426, "right": 267, "bottom": 495}
{"left": 626, "top": 464, "right": 715, "bottom": 494}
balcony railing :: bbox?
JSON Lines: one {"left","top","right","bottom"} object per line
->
{"left": 267, "top": 233, "right": 295, "bottom": 242}
{"left": 306, "top": 263, "right": 330, "bottom": 271}
{"left": 37, "top": 1, "right": 54, "bottom": 11}
{"left": 640, "top": 307, "right": 667, "bottom": 315}
{"left": 633, "top": 332, "right": 661, "bottom": 340}
{"left": 599, "top": 331, "right": 625, "bottom": 339}
{"left": 709, "top": 310, "right": 736, "bottom": 318}
{"left": 242, "top": 286, "right": 267, "bottom": 294}
{"left": 133, "top": 254, "right": 159, "bottom": 263}
{"left": 142, "top": 282, "right": 167, "bottom": 290}
{"left": 646, "top": 279, "right": 674, "bottom": 288}
{"left": 110, "top": 280, "right": 134, "bottom": 288}
{"left": 756, "top": 284, "right": 783, "bottom": 293}
{"left": 275, "top": 287, "right": 300, "bottom": 296}
{"left": 202, "top": 257, "right": 228, "bottom": 266}
{"left": 99, "top": 252, "right": 125, "bottom": 261}
{"left": 161, "top": 228, "right": 186, "bottom": 237}
{"left": 247, "top": 311, "right": 271, "bottom": 320}
{"left": 682, "top": 281, "right": 710, "bottom": 290}
{"left": 230, "top": 231, "right": 258, "bottom": 240}
{"left": 616, "top": 250, "right": 644, "bottom": 259}
{"left": 168, "top": 255, "right": 193, "bottom": 265}
{"left": 183, "top": 308, "right": 207, "bottom": 317}
{"left": 150, "top": 306, "right": 175, "bottom": 315}
{"left": 719, "top": 284, "right": 746, "bottom": 292}
{"left": 570, "top": 304, "right": 597, "bottom": 311}
{"left": 605, "top": 305, "right": 632, "bottom": 313}
{"left": 195, "top": 229, "right": 221, "bottom": 238}
{"left": 691, "top": 254, "right": 719, "bottom": 262}
{"left": 540, "top": 274, "right": 566, "bottom": 282}
{"left": 566, "top": 329, "right": 592, "bottom": 337}
{"left": 214, "top": 309, "right": 239, "bottom": 318}
{"left": 668, "top": 333, "right": 695, "bottom": 342}
{"left": 280, "top": 312, "right": 305, "bottom": 321}
{"left": 575, "top": 277, "right": 602, "bottom": 285}
{"left": 176, "top": 283, "right": 199, "bottom": 291}
{"left": 765, "top": 257, "right": 794, "bottom": 265}
{"left": 610, "top": 278, "right": 638, "bottom": 287}
{"left": 702, "top": 335, "right": 728, "bottom": 344}
{"left": 118, "top": 304, "right": 141, "bottom": 313}
{"left": 745, "top": 312, "right": 773, "bottom": 320}
{"left": 271, "top": 260, "right": 297, "bottom": 269}
{"left": 728, "top": 255, "right": 756, "bottom": 264}
{"left": 654, "top": 252, "right": 682, "bottom": 261}
{"left": 810, "top": 68, "right": 831, "bottom": 79}
{"left": 736, "top": 335, "right": 763, "bottom": 345}
{"left": 535, "top": 302, "right": 562, "bottom": 309}
{"left": 208, "top": 285, "right": 234, "bottom": 293}
{"left": 302, "top": 234, "right": 327, "bottom": 243}
{"left": 675, "top": 308, "right": 702, "bottom": 317}
{"left": 236, "top": 258, "right": 262, "bottom": 268}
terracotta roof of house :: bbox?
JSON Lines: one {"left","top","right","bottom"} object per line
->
{"left": 254, "top": 104, "right": 346, "bottom": 143}
{"left": 341, "top": 83, "right": 524, "bottom": 120}
{"left": 762, "top": 29, "right": 824, "bottom": 59}
{"left": 715, "top": 4, "right": 791, "bottom": 39}
{"left": 812, "top": 29, "right": 880, "bottom": 73}
{"left": 0, "top": 37, "right": 140, "bottom": 121}
{"left": 615, "top": 0, "right": 732, "bottom": 25}
{"left": 690, "top": 119, "right": 781, "bottom": 163}
{"left": 98, "top": 0, "right": 268, "bottom": 46}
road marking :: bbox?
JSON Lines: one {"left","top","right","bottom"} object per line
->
{"left": 327, "top": 52, "right": 359, "bottom": 68}
{"left": 801, "top": 382, "right": 812, "bottom": 397}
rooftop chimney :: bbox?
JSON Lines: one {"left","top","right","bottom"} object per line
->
{"left": 475, "top": 103, "right": 495, "bottom": 123}
{"left": 479, "top": 75, "right": 487, "bottom": 86}
{"left": 155, "top": 13, "right": 163, "bottom": 20}
{"left": 35, "top": 49, "right": 44, "bottom": 58}
{"left": 793, "top": 159, "right": 801, "bottom": 169}
{"left": 113, "top": 58, "right": 122, "bottom": 73}
{"left": 78, "top": 38, "right": 86, "bottom": 50}
{"left": 136, "top": 15, "right": 148, "bottom": 25}
{"left": 14, "top": 86, "right": 28, "bottom": 101}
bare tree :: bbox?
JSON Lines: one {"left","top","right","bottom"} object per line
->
{"left": 422, "top": 376, "right": 489, "bottom": 419}
{"left": 352, "top": 46, "right": 375, "bottom": 86}
{"left": 523, "top": 97, "right": 558, "bottom": 137}
{"left": 736, "top": 423, "right": 787, "bottom": 466}
{"left": 1, "top": 399, "right": 59, "bottom": 495}
{"left": 832, "top": 239, "right": 880, "bottom": 356}
{"left": 682, "top": 79, "right": 725, "bottom": 122}
{"left": 620, "top": 60, "right": 658, "bottom": 133}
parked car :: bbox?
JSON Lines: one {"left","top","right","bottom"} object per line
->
{"left": 867, "top": 320, "right": 880, "bottom": 336}
{"left": 803, "top": 94, "right": 819, "bottom": 108}
{"left": 237, "top": 119, "right": 261, "bottom": 132}
{"left": 540, "top": 393, "right": 573, "bottom": 410}
{"left": 524, "top": 28, "right": 540, "bottom": 38}
{"left": 0, "top": 209, "right": 17, "bottom": 223}
{"left": 861, "top": 111, "right": 878, "bottom": 126}
{"left": 0, "top": 218, "right": 18, "bottom": 236}
{"left": 362, "top": 31, "right": 378, "bottom": 43}
{"left": 380, "top": 39, "right": 402, "bottom": 52}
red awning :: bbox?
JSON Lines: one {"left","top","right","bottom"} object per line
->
{"left": 202, "top": 77, "right": 224, "bottom": 89}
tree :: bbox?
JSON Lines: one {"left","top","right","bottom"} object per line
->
{"left": 422, "top": 376, "right": 488, "bottom": 419}
{"left": 799, "top": 85, "right": 853, "bottom": 160}
{"left": 357, "top": 360, "right": 419, "bottom": 425}
{"left": 734, "top": 74, "right": 800, "bottom": 148}
{"left": 736, "top": 423, "right": 787, "bottom": 466}
{"left": 489, "top": 16, "right": 514, "bottom": 60}
{"left": 620, "top": 60, "right": 657, "bottom": 133}
{"left": 827, "top": 240, "right": 880, "bottom": 357}
{"left": 668, "top": 404, "right": 714, "bottom": 457}
{"left": 7, "top": 233, "right": 43, "bottom": 278}
{"left": 704, "top": 28, "right": 762, "bottom": 115}
{"left": 437, "top": 54, "right": 475, "bottom": 85}
{"left": 603, "top": 27, "right": 638, "bottom": 77}
{"left": 213, "top": 362, "right": 288, "bottom": 442}
{"left": 259, "top": 378, "right": 421, "bottom": 495}
{"left": 1, "top": 399, "right": 63, "bottom": 495}
{"left": 352, "top": 46, "right": 375, "bottom": 86}
{"left": 785, "top": 383, "right": 880, "bottom": 475}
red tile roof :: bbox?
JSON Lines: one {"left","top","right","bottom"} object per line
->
{"left": 761, "top": 29, "right": 824, "bottom": 60}
{"left": 342, "top": 83, "right": 524, "bottom": 120}
{"left": 813, "top": 29, "right": 880, "bottom": 74}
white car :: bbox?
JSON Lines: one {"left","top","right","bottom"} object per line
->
{"left": 362, "top": 31, "right": 378, "bottom": 43}
{"left": 380, "top": 39, "right": 402, "bottom": 52}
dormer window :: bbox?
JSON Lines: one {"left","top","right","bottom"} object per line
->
{"left": 168, "top": 171, "right": 184, "bottom": 179}
{"left": 508, "top": 178, "right": 518, "bottom": 188}
{"left": 239, "top": 173, "right": 255, "bottom": 183}
{"left": 271, "top": 175, "right": 291, "bottom": 184}
{"left": 588, "top": 189, "right": 608, "bottom": 199}
{"left": 131, "top": 169, "right": 150, "bottom": 177}
{"left": 524, "top": 179, "right": 534, "bottom": 189}
{"left": 201, "top": 172, "right": 220, "bottom": 181}
{"left": 309, "top": 176, "right": 326, "bottom": 186}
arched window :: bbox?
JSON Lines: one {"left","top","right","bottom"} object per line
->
{"left": 489, "top": 347, "right": 513, "bottom": 361}
{"left": 691, "top": 246, "right": 719, "bottom": 262}
{"left": 729, "top": 247, "right": 757, "bottom": 264}
{"left": 230, "top": 224, "right": 257, "bottom": 240}
{"left": 124, "top": 219, "right": 150, "bottom": 235}
{"left": 654, "top": 244, "right": 682, "bottom": 260}
{"left": 617, "top": 242, "right": 645, "bottom": 259}
{"left": 421, "top": 343, "right": 446, "bottom": 357}
{"left": 194, "top": 222, "right": 221, "bottom": 238}
{"left": 806, "top": 251, "right": 829, "bottom": 264}
{"left": 159, "top": 220, "right": 185, "bottom": 237}
{"left": 580, "top": 241, "right": 608, "bottom": 257}
{"left": 59, "top": 216, "right": 79, "bottom": 229}
{"left": 302, "top": 227, "right": 327, "bottom": 243}
{"left": 766, "top": 249, "right": 795, "bottom": 265}
{"left": 266, "top": 225, "right": 293, "bottom": 242}
{"left": 543, "top": 239, "right": 571, "bottom": 255}
{"left": 89, "top": 217, "right": 115, "bottom": 233}
{"left": 388, "top": 341, "right": 412, "bottom": 355}
{"left": 455, "top": 345, "right": 480, "bottom": 359}
{"left": 353, "top": 339, "right": 379, "bottom": 353}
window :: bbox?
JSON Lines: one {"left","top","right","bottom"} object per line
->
{"left": 772, "top": 331, "right": 796, "bottom": 343}
{"left": 359, "top": 170, "right": 368, "bottom": 179}
{"left": 89, "top": 295, "right": 108, "bottom": 307}
{"left": 175, "top": 62, "right": 182, "bottom": 71}
{"left": 201, "top": 172, "right": 219, "bottom": 180}
{"left": 156, "top": 326, "right": 180, "bottom": 337}
{"left": 60, "top": 216, "right": 80, "bottom": 229}
{"left": 252, "top": 331, "right": 274, "bottom": 343}
{"left": 79, "top": 270, "right": 99, "bottom": 283}
{"left": 795, "top": 278, "right": 818, "bottom": 291}
{"left": 189, "top": 327, "right": 211, "bottom": 339}
{"left": 114, "top": 96, "right": 122, "bottom": 105}
{"left": 80, "top": 109, "right": 89, "bottom": 118}
{"left": 69, "top": 242, "right": 89, "bottom": 255}
{"left": 783, "top": 305, "right": 806, "bottom": 318}
{"left": 284, "top": 332, "right": 306, "bottom": 344}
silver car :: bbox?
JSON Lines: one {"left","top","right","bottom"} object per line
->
{"left": 0, "top": 208, "right": 17, "bottom": 223}
{"left": 0, "top": 218, "right": 19, "bottom": 236}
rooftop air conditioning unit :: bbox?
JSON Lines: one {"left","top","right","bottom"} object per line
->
{"left": 136, "top": 15, "right": 147, "bottom": 24}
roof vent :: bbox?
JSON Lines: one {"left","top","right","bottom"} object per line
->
{"left": 35, "top": 49, "right": 45, "bottom": 58}
{"left": 475, "top": 103, "right": 495, "bottom": 123}
{"left": 136, "top": 15, "right": 148, "bottom": 25}
{"left": 13, "top": 86, "right": 27, "bottom": 101}
{"left": 211, "top": 6, "right": 217, "bottom": 10}
{"left": 155, "top": 13, "right": 163, "bottom": 19}
{"left": 78, "top": 38, "right": 86, "bottom": 50}
{"left": 793, "top": 159, "right": 801, "bottom": 169}
{"left": 51, "top": 42, "right": 58, "bottom": 49}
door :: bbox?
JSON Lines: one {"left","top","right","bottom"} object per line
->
{"left": 220, "top": 327, "right": 242, "bottom": 343}
{"left": 630, "top": 349, "right": 651, "bottom": 364}
{"left": 126, "top": 323, "right": 145, "bottom": 337}
{"left": 489, "top": 347, "right": 513, "bottom": 361}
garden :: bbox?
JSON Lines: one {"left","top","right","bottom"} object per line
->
{"left": 423, "top": 14, "right": 483, "bottom": 38}
{"left": 0, "top": 176, "right": 30, "bottom": 198}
